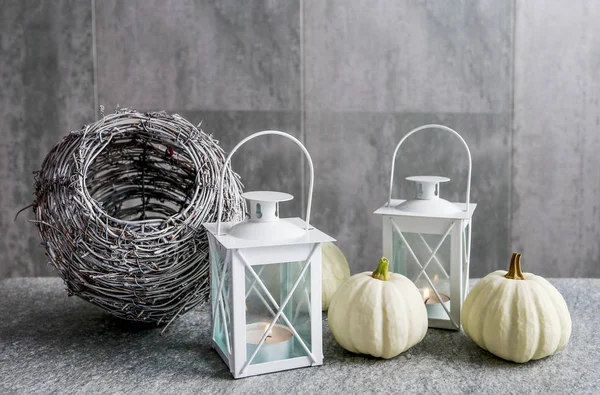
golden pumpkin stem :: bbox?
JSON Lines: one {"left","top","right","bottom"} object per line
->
{"left": 372, "top": 257, "right": 391, "bottom": 281}
{"left": 504, "top": 252, "right": 525, "bottom": 280}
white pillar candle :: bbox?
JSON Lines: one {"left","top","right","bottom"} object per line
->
{"left": 246, "top": 323, "right": 293, "bottom": 364}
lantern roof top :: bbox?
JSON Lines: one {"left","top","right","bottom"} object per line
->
{"left": 242, "top": 191, "right": 293, "bottom": 202}
{"left": 405, "top": 175, "right": 450, "bottom": 184}
{"left": 203, "top": 217, "right": 335, "bottom": 249}
{"left": 374, "top": 199, "right": 477, "bottom": 220}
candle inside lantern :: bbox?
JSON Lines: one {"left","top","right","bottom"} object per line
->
{"left": 246, "top": 322, "right": 293, "bottom": 364}
{"left": 422, "top": 288, "right": 451, "bottom": 320}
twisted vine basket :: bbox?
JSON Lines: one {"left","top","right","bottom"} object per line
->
{"left": 33, "top": 109, "right": 245, "bottom": 326}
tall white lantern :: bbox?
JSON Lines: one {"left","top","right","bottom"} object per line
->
{"left": 374, "top": 124, "right": 476, "bottom": 330}
{"left": 204, "top": 131, "right": 334, "bottom": 379}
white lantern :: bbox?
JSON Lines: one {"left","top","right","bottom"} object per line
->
{"left": 374, "top": 124, "right": 476, "bottom": 330}
{"left": 204, "top": 131, "right": 334, "bottom": 379}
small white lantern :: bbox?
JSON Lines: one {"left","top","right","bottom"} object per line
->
{"left": 374, "top": 124, "right": 476, "bottom": 330}
{"left": 204, "top": 131, "right": 334, "bottom": 379}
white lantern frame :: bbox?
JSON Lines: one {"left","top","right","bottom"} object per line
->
{"left": 204, "top": 131, "right": 334, "bottom": 379}
{"left": 374, "top": 124, "right": 476, "bottom": 330}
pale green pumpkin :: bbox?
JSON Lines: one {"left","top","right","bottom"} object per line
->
{"left": 321, "top": 242, "right": 350, "bottom": 311}
{"left": 462, "top": 253, "right": 572, "bottom": 363}
{"left": 328, "top": 257, "right": 428, "bottom": 359}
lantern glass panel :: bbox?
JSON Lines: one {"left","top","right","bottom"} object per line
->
{"left": 210, "top": 244, "right": 231, "bottom": 356}
{"left": 392, "top": 229, "right": 452, "bottom": 320}
{"left": 245, "top": 261, "right": 312, "bottom": 365}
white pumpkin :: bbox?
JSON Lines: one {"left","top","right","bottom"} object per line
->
{"left": 462, "top": 253, "right": 572, "bottom": 363}
{"left": 328, "top": 257, "right": 428, "bottom": 358}
{"left": 321, "top": 242, "right": 351, "bottom": 311}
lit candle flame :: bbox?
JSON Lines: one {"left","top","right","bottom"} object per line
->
{"left": 423, "top": 288, "right": 430, "bottom": 300}
{"left": 264, "top": 323, "right": 272, "bottom": 337}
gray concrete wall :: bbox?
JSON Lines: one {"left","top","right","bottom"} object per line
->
{"left": 2, "top": 0, "right": 598, "bottom": 279}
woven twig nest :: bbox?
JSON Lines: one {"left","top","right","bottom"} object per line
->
{"left": 33, "top": 109, "right": 244, "bottom": 325}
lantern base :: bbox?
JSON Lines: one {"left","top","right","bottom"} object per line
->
{"left": 427, "top": 317, "right": 460, "bottom": 331}
{"left": 223, "top": 354, "right": 322, "bottom": 379}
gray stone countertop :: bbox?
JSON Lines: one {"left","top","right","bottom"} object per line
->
{"left": 1, "top": 277, "right": 598, "bottom": 395}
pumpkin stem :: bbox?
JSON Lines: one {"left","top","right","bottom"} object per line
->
{"left": 504, "top": 252, "right": 525, "bottom": 280}
{"left": 372, "top": 257, "right": 391, "bottom": 281}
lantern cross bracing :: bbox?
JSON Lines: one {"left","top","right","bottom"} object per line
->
{"left": 238, "top": 246, "right": 318, "bottom": 372}
{"left": 389, "top": 216, "right": 472, "bottom": 328}
{"left": 377, "top": 202, "right": 475, "bottom": 330}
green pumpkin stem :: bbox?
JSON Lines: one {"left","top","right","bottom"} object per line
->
{"left": 372, "top": 257, "right": 391, "bottom": 281}
{"left": 505, "top": 252, "right": 525, "bottom": 280}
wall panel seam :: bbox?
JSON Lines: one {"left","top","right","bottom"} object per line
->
{"left": 91, "top": 0, "right": 98, "bottom": 121}
{"left": 508, "top": 0, "right": 517, "bottom": 254}
{"left": 300, "top": 0, "right": 306, "bottom": 216}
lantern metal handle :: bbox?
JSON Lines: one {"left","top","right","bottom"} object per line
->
{"left": 388, "top": 124, "right": 472, "bottom": 213}
{"left": 216, "top": 130, "right": 314, "bottom": 235}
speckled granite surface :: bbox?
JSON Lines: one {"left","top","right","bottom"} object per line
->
{"left": 0, "top": 277, "right": 598, "bottom": 394}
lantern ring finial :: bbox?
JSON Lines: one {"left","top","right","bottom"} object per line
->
{"left": 387, "top": 124, "right": 472, "bottom": 213}
{"left": 216, "top": 130, "right": 314, "bottom": 235}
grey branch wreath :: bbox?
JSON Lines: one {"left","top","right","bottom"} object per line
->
{"left": 32, "top": 108, "right": 245, "bottom": 328}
